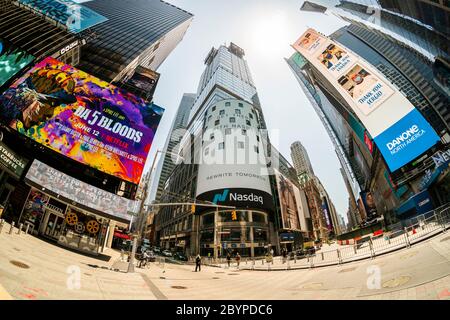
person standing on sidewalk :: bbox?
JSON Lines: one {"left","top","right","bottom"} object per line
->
{"left": 195, "top": 254, "right": 202, "bottom": 272}
{"left": 226, "top": 252, "right": 231, "bottom": 268}
{"left": 235, "top": 252, "right": 241, "bottom": 269}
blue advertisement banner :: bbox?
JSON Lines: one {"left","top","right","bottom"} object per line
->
{"left": 374, "top": 109, "right": 440, "bottom": 172}
{"left": 17, "top": 0, "right": 108, "bottom": 33}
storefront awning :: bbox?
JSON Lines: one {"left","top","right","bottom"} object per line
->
{"left": 114, "top": 232, "right": 130, "bottom": 240}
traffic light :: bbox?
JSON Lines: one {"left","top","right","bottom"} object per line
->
{"left": 231, "top": 210, "right": 237, "bottom": 221}
{"left": 191, "top": 204, "right": 196, "bottom": 214}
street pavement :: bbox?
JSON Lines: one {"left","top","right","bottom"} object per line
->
{"left": 0, "top": 223, "right": 449, "bottom": 300}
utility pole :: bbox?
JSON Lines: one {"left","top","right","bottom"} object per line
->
{"left": 127, "top": 149, "right": 183, "bottom": 273}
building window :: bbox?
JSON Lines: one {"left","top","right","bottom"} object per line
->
{"left": 230, "top": 117, "right": 236, "bottom": 123}
{"left": 210, "top": 133, "right": 214, "bottom": 140}
{"left": 219, "top": 110, "right": 225, "bottom": 115}
{"left": 254, "top": 146, "right": 259, "bottom": 153}
{"left": 246, "top": 120, "right": 251, "bottom": 126}
{"left": 242, "top": 129, "right": 247, "bottom": 135}
{"left": 235, "top": 109, "right": 241, "bottom": 115}
{"left": 256, "top": 135, "right": 260, "bottom": 142}
{"left": 219, "top": 142, "right": 225, "bottom": 150}
{"left": 225, "top": 102, "right": 231, "bottom": 107}
{"left": 249, "top": 113, "right": 253, "bottom": 119}
{"left": 225, "top": 128, "right": 231, "bottom": 135}
{"left": 238, "top": 141, "right": 244, "bottom": 149}
{"left": 215, "top": 119, "right": 220, "bottom": 126}
{"left": 238, "top": 102, "right": 243, "bottom": 108}
{"left": 204, "top": 148, "right": 209, "bottom": 156}
{"left": 212, "top": 106, "right": 216, "bottom": 112}
{"left": 208, "top": 115, "right": 212, "bottom": 121}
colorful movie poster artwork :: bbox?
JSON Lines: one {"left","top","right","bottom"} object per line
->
{"left": 316, "top": 42, "right": 356, "bottom": 78}
{"left": 22, "top": 189, "right": 49, "bottom": 224}
{"left": 292, "top": 28, "right": 324, "bottom": 54}
{"left": 0, "top": 57, "right": 164, "bottom": 184}
{"left": 337, "top": 64, "right": 394, "bottom": 115}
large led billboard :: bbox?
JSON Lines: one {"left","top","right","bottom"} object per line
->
{"left": 0, "top": 39, "right": 34, "bottom": 89}
{"left": 0, "top": 57, "right": 164, "bottom": 184}
{"left": 17, "top": 0, "right": 108, "bottom": 33}
{"left": 292, "top": 28, "right": 440, "bottom": 172}
{"left": 274, "top": 169, "right": 309, "bottom": 232}
{"left": 25, "top": 159, "right": 134, "bottom": 222}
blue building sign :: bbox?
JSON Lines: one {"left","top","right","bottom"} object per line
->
{"left": 17, "top": 0, "right": 108, "bottom": 33}
{"left": 374, "top": 109, "right": 440, "bottom": 172}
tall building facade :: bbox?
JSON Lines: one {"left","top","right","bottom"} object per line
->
{"left": 153, "top": 93, "right": 196, "bottom": 203}
{"left": 0, "top": 0, "right": 192, "bottom": 255}
{"left": 290, "top": 141, "right": 315, "bottom": 182}
{"left": 78, "top": 0, "right": 193, "bottom": 83}
{"left": 155, "top": 43, "right": 310, "bottom": 257}
{"left": 290, "top": 12, "right": 448, "bottom": 227}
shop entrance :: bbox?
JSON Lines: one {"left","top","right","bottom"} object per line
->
{"left": 41, "top": 204, "right": 65, "bottom": 241}
{"left": 0, "top": 182, "right": 14, "bottom": 208}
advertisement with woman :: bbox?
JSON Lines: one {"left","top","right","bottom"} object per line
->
{"left": 275, "top": 170, "right": 302, "bottom": 231}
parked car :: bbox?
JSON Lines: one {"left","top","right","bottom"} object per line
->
{"left": 173, "top": 252, "right": 188, "bottom": 261}
{"left": 153, "top": 247, "right": 161, "bottom": 255}
{"left": 162, "top": 250, "right": 173, "bottom": 257}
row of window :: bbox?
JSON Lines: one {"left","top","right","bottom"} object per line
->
{"left": 204, "top": 144, "right": 259, "bottom": 155}
{"left": 211, "top": 118, "right": 252, "bottom": 126}
{"left": 208, "top": 130, "right": 259, "bottom": 140}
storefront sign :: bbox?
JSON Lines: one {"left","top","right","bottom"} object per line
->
{"left": 25, "top": 159, "right": 134, "bottom": 222}
{"left": 0, "top": 141, "right": 28, "bottom": 178}
{"left": 431, "top": 148, "right": 450, "bottom": 167}
{"left": 0, "top": 57, "right": 164, "bottom": 184}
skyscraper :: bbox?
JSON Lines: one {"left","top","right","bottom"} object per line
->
{"left": 78, "top": 0, "right": 194, "bottom": 82}
{"left": 153, "top": 93, "right": 196, "bottom": 203}
{"left": 155, "top": 43, "right": 275, "bottom": 257}
{"left": 290, "top": 141, "right": 315, "bottom": 182}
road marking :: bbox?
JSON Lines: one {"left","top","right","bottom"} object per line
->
{"left": 139, "top": 273, "right": 168, "bottom": 300}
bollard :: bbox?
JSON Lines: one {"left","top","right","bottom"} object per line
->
{"left": 17, "top": 223, "right": 23, "bottom": 235}
{"left": 25, "top": 224, "right": 30, "bottom": 234}
{"left": 9, "top": 221, "right": 15, "bottom": 234}
{"left": 294, "top": 254, "right": 297, "bottom": 264}
{"left": 321, "top": 252, "right": 324, "bottom": 260}
{"left": 353, "top": 243, "right": 357, "bottom": 254}
{"left": 262, "top": 259, "right": 264, "bottom": 265}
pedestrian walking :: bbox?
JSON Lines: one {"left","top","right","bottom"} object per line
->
{"left": 195, "top": 253, "right": 202, "bottom": 272}
{"left": 235, "top": 252, "right": 241, "bottom": 269}
{"left": 226, "top": 252, "right": 231, "bottom": 268}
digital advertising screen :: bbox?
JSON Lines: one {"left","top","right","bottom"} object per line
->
{"left": 0, "top": 57, "right": 164, "bottom": 184}
{"left": 292, "top": 28, "right": 440, "bottom": 173}
{"left": 16, "top": 0, "right": 108, "bottom": 33}
{"left": 0, "top": 39, "right": 34, "bottom": 89}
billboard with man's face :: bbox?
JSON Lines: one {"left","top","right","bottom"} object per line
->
{"left": 0, "top": 57, "right": 164, "bottom": 184}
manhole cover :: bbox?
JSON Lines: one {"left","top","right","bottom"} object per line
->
{"left": 382, "top": 276, "right": 411, "bottom": 288}
{"left": 302, "top": 282, "right": 323, "bottom": 289}
{"left": 440, "top": 236, "right": 450, "bottom": 242}
{"left": 171, "top": 286, "right": 187, "bottom": 289}
{"left": 84, "top": 273, "right": 92, "bottom": 276}
{"left": 215, "top": 271, "right": 225, "bottom": 274}
{"left": 10, "top": 260, "right": 30, "bottom": 269}
{"left": 228, "top": 273, "right": 239, "bottom": 275}
{"left": 212, "top": 277, "right": 220, "bottom": 279}
{"left": 338, "top": 267, "right": 356, "bottom": 273}
{"left": 13, "top": 248, "right": 21, "bottom": 252}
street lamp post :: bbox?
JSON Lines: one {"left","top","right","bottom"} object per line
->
{"left": 127, "top": 149, "right": 183, "bottom": 273}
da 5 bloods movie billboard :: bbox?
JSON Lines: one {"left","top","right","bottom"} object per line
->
{"left": 0, "top": 57, "right": 164, "bottom": 184}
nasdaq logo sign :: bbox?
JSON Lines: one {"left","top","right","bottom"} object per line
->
{"left": 212, "top": 189, "right": 229, "bottom": 204}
